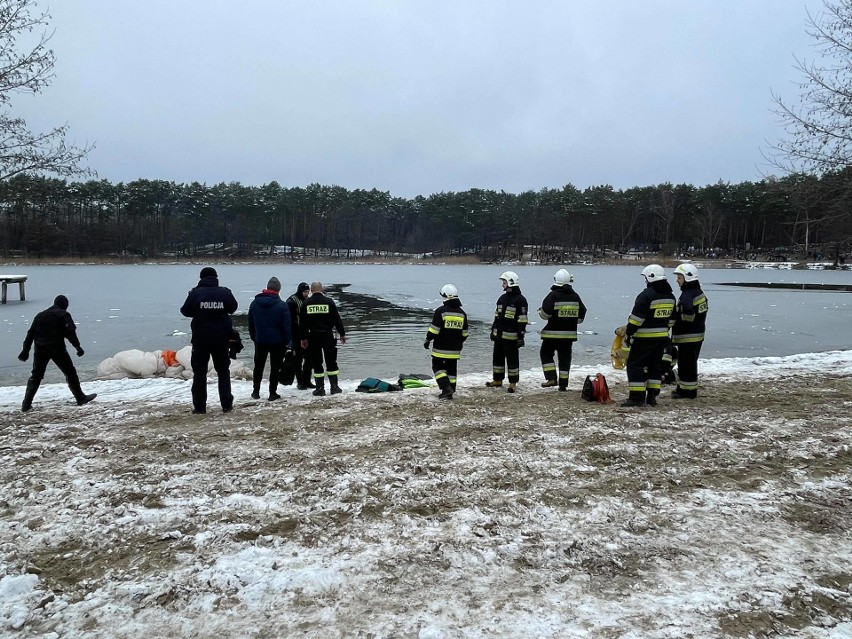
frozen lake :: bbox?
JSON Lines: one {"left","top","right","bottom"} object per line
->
{"left": 0, "top": 263, "right": 849, "bottom": 385}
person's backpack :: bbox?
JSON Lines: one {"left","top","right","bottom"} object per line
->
{"left": 581, "top": 373, "right": 612, "bottom": 403}
{"left": 356, "top": 377, "right": 401, "bottom": 392}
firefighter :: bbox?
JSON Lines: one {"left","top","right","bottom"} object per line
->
{"left": 423, "top": 284, "right": 469, "bottom": 400}
{"left": 671, "top": 263, "right": 708, "bottom": 399}
{"left": 486, "top": 271, "right": 528, "bottom": 393}
{"left": 538, "top": 269, "right": 587, "bottom": 391}
{"left": 621, "top": 264, "right": 676, "bottom": 408}
{"left": 299, "top": 281, "right": 346, "bottom": 396}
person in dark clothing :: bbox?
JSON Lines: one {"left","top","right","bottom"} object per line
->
{"left": 18, "top": 295, "right": 97, "bottom": 412}
{"left": 286, "top": 281, "right": 313, "bottom": 389}
{"left": 538, "top": 269, "right": 587, "bottom": 391}
{"left": 671, "top": 263, "right": 709, "bottom": 399}
{"left": 180, "top": 267, "right": 239, "bottom": 414}
{"left": 621, "top": 264, "right": 676, "bottom": 408}
{"left": 424, "top": 283, "right": 469, "bottom": 400}
{"left": 248, "top": 276, "right": 292, "bottom": 401}
{"left": 299, "top": 281, "right": 346, "bottom": 396}
{"left": 486, "top": 270, "right": 528, "bottom": 393}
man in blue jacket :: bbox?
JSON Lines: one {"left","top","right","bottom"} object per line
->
{"left": 248, "top": 276, "right": 292, "bottom": 401}
{"left": 180, "top": 267, "right": 239, "bottom": 414}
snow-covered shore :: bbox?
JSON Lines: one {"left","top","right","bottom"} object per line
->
{"left": 1, "top": 351, "right": 851, "bottom": 638}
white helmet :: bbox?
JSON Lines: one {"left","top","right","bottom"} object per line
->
{"left": 553, "top": 268, "right": 573, "bottom": 285}
{"left": 440, "top": 283, "right": 458, "bottom": 299}
{"left": 499, "top": 271, "right": 519, "bottom": 287}
{"left": 674, "top": 263, "right": 699, "bottom": 282}
{"left": 641, "top": 264, "right": 666, "bottom": 282}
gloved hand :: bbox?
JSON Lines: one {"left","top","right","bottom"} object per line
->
{"left": 423, "top": 340, "right": 431, "bottom": 350}
{"left": 490, "top": 330, "right": 496, "bottom": 342}
{"left": 624, "top": 334, "right": 633, "bottom": 348}
{"left": 517, "top": 336, "right": 525, "bottom": 348}
{"left": 18, "top": 350, "right": 29, "bottom": 362}
{"left": 76, "top": 347, "right": 85, "bottom": 357}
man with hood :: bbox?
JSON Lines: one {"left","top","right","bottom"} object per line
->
{"left": 180, "top": 267, "right": 239, "bottom": 414}
{"left": 248, "top": 276, "right": 292, "bottom": 401}
{"left": 485, "top": 270, "right": 528, "bottom": 393}
{"left": 538, "top": 269, "right": 587, "bottom": 391}
{"left": 424, "top": 283, "right": 468, "bottom": 400}
{"left": 621, "top": 264, "right": 676, "bottom": 407}
{"left": 670, "top": 263, "right": 709, "bottom": 399}
{"left": 286, "top": 281, "right": 313, "bottom": 389}
{"left": 18, "top": 295, "right": 97, "bottom": 412}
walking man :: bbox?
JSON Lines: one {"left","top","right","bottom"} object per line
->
{"left": 286, "top": 281, "right": 313, "bottom": 389}
{"left": 424, "top": 284, "right": 468, "bottom": 400}
{"left": 18, "top": 295, "right": 97, "bottom": 412}
{"left": 486, "top": 271, "right": 528, "bottom": 393}
{"left": 671, "top": 263, "right": 708, "bottom": 399}
{"left": 621, "top": 264, "right": 676, "bottom": 407}
{"left": 180, "top": 267, "right": 239, "bottom": 414}
{"left": 538, "top": 269, "right": 587, "bottom": 391}
{"left": 248, "top": 276, "right": 292, "bottom": 401}
{"left": 299, "top": 281, "right": 346, "bottom": 396}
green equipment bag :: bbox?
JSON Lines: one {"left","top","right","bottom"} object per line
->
{"left": 397, "top": 373, "right": 433, "bottom": 389}
{"left": 356, "top": 377, "right": 401, "bottom": 393}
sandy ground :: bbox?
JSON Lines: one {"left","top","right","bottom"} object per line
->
{"left": 1, "top": 370, "right": 851, "bottom": 638}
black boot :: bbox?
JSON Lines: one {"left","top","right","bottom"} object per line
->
{"left": 312, "top": 378, "right": 326, "bottom": 397}
{"left": 329, "top": 381, "right": 342, "bottom": 395}
{"left": 21, "top": 378, "right": 39, "bottom": 412}
{"left": 77, "top": 393, "right": 97, "bottom": 406}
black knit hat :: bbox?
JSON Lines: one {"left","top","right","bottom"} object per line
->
{"left": 267, "top": 276, "right": 281, "bottom": 292}
{"left": 54, "top": 295, "right": 69, "bottom": 310}
{"left": 297, "top": 282, "right": 309, "bottom": 294}
{"left": 200, "top": 266, "right": 218, "bottom": 278}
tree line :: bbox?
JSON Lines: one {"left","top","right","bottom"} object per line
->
{"left": 1, "top": 172, "right": 851, "bottom": 261}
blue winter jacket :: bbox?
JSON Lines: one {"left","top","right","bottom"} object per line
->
{"left": 248, "top": 292, "right": 292, "bottom": 346}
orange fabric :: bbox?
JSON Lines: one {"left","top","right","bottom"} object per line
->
{"left": 161, "top": 350, "right": 178, "bottom": 367}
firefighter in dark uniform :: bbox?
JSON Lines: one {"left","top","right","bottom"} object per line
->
{"left": 180, "top": 267, "right": 239, "bottom": 414}
{"left": 18, "top": 295, "right": 97, "bottom": 412}
{"left": 671, "top": 263, "right": 708, "bottom": 399}
{"left": 621, "top": 264, "right": 676, "bottom": 407}
{"left": 486, "top": 270, "right": 528, "bottom": 393}
{"left": 538, "top": 268, "right": 587, "bottom": 391}
{"left": 424, "top": 283, "right": 469, "bottom": 400}
{"left": 299, "top": 281, "right": 346, "bottom": 396}
{"left": 286, "top": 281, "right": 313, "bottom": 389}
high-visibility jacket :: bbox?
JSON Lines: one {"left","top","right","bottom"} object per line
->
{"left": 671, "top": 281, "right": 708, "bottom": 344}
{"left": 625, "top": 280, "right": 676, "bottom": 339}
{"left": 490, "top": 288, "right": 528, "bottom": 341}
{"left": 426, "top": 298, "right": 468, "bottom": 359}
{"left": 538, "top": 284, "right": 587, "bottom": 340}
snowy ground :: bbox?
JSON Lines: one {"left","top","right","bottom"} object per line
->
{"left": 1, "top": 352, "right": 851, "bottom": 638}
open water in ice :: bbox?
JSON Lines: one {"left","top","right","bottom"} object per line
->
{"left": 0, "top": 263, "right": 849, "bottom": 385}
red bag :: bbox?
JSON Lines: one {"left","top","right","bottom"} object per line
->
{"left": 581, "top": 373, "right": 612, "bottom": 404}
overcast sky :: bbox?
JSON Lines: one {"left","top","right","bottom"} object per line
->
{"left": 18, "top": 1, "right": 825, "bottom": 198}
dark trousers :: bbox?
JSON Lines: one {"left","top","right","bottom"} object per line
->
{"left": 675, "top": 341, "right": 702, "bottom": 397}
{"left": 27, "top": 346, "right": 85, "bottom": 402}
{"left": 431, "top": 356, "right": 459, "bottom": 391}
{"left": 626, "top": 337, "right": 667, "bottom": 401}
{"left": 491, "top": 340, "right": 520, "bottom": 383}
{"left": 191, "top": 339, "right": 233, "bottom": 411}
{"left": 308, "top": 332, "right": 339, "bottom": 385}
{"left": 293, "top": 341, "right": 313, "bottom": 386}
{"left": 253, "top": 343, "right": 285, "bottom": 394}
{"left": 539, "top": 339, "right": 574, "bottom": 389}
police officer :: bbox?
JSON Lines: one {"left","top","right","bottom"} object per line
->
{"left": 424, "top": 284, "right": 469, "bottom": 400}
{"left": 18, "top": 295, "right": 96, "bottom": 412}
{"left": 286, "top": 282, "right": 313, "bottom": 389}
{"left": 299, "top": 281, "right": 346, "bottom": 396}
{"left": 621, "top": 264, "right": 676, "bottom": 407}
{"left": 485, "top": 271, "right": 528, "bottom": 393}
{"left": 180, "top": 267, "right": 239, "bottom": 414}
{"left": 248, "top": 276, "right": 291, "bottom": 401}
{"left": 538, "top": 269, "right": 587, "bottom": 391}
{"left": 671, "top": 263, "right": 708, "bottom": 399}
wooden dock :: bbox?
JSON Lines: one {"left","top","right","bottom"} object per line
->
{"left": 0, "top": 274, "right": 27, "bottom": 303}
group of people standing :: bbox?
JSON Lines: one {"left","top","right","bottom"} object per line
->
{"left": 425, "top": 263, "right": 707, "bottom": 405}
{"left": 16, "top": 263, "right": 706, "bottom": 412}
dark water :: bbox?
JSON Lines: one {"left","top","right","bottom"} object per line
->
{"left": 1, "top": 263, "right": 849, "bottom": 385}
